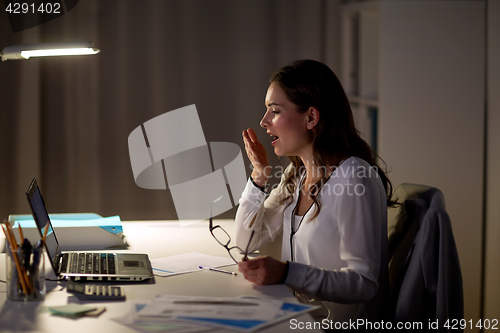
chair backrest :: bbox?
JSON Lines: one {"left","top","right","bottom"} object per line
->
{"left": 388, "top": 183, "right": 442, "bottom": 291}
{"left": 387, "top": 183, "right": 463, "bottom": 330}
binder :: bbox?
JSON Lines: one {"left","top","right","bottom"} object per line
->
{"left": 7, "top": 213, "right": 126, "bottom": 250}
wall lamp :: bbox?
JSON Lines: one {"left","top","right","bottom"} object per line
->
{"left": 1, "top": 42, "right": 100, "bottom": 61}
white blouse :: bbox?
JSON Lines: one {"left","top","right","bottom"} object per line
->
{"left": 234, "top": 157, "right": 388, "bottom": 322}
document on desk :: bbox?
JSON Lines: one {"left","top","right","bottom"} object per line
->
{"left": 139, "top": 295, "right": 282, "bottom": 320}
{"left": 150, "top": 252, "right": 235, "bottom": 277}
{"left": 112, "top": 300, "right": 212, "bottom": 333}
{"left": 134, "top": 295, "right": 318, "bottom": 331}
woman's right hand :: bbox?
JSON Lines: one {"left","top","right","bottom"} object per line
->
{"left": 242, "top": 128, "right": 270, "bottom": 188}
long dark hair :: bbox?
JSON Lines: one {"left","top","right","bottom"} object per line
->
{"left": 270, "top": 59, "right": 394, "bottom": 219}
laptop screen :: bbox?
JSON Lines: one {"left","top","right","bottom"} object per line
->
{"left": 26, "top": 179, "right": 60, "bottom": 261}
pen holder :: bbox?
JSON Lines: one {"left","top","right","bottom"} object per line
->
{"left": 5, "top": 243, "right": 46, "bottom": 301}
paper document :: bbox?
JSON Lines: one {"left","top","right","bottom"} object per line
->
{"left": 134, "top": 295, "right": 318, "bottom": 331}
{"left": 112, "top": 301, "right": 212, "bottom": 333}
{"left": 150, "top": 252, "right": 235, "bottom": 277}
{"left": 138, "top": 295, "right": 283, "bottom": 321}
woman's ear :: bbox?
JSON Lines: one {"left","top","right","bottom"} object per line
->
{"left": 306, "top": 107, "right": 320, "bottom": 130}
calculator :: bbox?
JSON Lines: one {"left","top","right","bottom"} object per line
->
{"left": 66, "top": 281, "right": 126, "bottom": 301}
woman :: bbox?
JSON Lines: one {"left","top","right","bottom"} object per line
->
{"left": 235, "top": 59, "right": 392, "bottom": 323}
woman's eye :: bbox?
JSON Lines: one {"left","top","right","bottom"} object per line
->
{"left": 272, "top": 110, "right": 280, "bottom": 114}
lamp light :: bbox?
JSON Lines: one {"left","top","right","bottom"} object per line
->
{"left": 1, "top": 42, "right": 100, "bottom": 61}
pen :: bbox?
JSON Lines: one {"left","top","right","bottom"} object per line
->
{"left": 243, "top": 231, "right": 255, "bottom": 261}
{"left": 199, "top": 265, "right": 237, "bottom": 276}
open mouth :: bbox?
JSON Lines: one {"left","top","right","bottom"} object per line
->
{"left": 267, "top": 132, "right": 279, "bottom": 145}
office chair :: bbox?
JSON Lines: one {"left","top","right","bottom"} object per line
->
{"left": 387, "top": 183, "right": 464, "bottom": 331}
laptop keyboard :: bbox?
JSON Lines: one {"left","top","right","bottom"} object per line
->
{"left": 61, "top": 253, "right": 116, "bottom": 275}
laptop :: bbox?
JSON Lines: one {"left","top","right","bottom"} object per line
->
{"left": 26, "top": 178, "right": 153, "bottom": 282}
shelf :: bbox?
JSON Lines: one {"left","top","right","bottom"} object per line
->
{"left": 347, "top": 95, "right": 379, "bottom": 108}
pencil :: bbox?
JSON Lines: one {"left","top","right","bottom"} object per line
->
{"left": 2, "top": 225, "right": 29, "bottom": 295}
{"left": 18, "top": 223, "right": 24, "bottom": 243}
{"left": 5, "top": 222, "right": 33, "bottom": 294}
{"left": 42, "top": 224, "right": 49, "bottom": 243}
{"left": 5, "top": 222, "right": 16, "bottom": 246}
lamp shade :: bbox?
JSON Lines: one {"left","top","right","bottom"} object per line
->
{"left": 1, "top": 42, "right": 100, "bottom": 61}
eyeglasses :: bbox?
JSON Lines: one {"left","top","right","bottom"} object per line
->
{"left": 209, "top": 196, "right": 254, "bottom": 264}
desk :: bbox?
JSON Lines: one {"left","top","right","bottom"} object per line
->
{"left": 0, "top": 220, "right": 320, "bottom": 332}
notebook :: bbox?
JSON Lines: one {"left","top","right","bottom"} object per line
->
{"left": 26, "top": 178, "right": 153, "bottom": 282}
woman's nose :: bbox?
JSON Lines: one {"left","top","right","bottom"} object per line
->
{"left": 260, "top": 111, "right": 270, "bottom": 128}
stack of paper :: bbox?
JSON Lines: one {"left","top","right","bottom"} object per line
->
{"left": 113, "top": 295, "right": 317, "bottom": 332}
{"left": 113, "top": 302, "right": 215, "bottom": 333}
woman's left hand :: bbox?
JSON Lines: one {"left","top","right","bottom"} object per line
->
{"left": 238, "top": 255, "right": 287, "bottom": 285}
